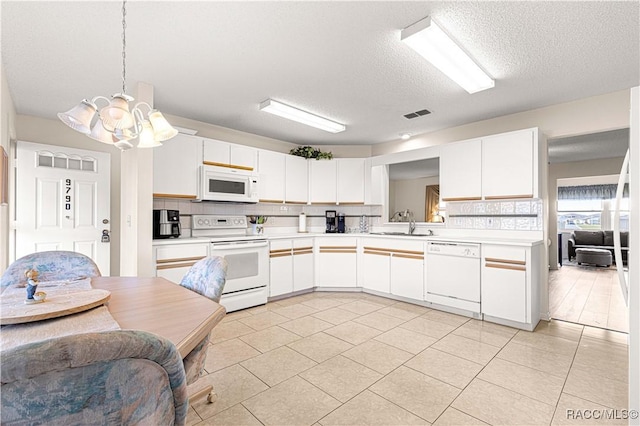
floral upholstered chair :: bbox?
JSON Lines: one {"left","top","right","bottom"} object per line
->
{"left": 1, "top": 330, "right": 188, "bottom": 425}
{"left": 0, "top": 251, "right": 101, "bottom": 292}
{"left": 179, "top": 256, "right": 228, "bottom": 403}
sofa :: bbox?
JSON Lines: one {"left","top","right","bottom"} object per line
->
{"left": 568, "top": 230, "right": 628, "bottom": 264}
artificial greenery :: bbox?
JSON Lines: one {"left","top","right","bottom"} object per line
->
{"left": 248, "top": 215, "right": 268, "bottom": 224}
{"left": 289, "top": 146, "right": 333, "bottom": 160}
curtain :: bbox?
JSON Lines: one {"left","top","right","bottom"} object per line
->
{"left": 558, "top": 183, "right": 629, "bottom": 200}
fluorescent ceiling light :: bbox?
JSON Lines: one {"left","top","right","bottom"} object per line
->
{"left": 401, "top": 16, "right": 495, "bottom": 94}
{"left": 259, "top": 99, "right": 346, "bottom": 133}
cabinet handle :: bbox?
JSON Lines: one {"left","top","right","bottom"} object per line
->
{"left": 320, "top": 246, "right": 357, "bottom": 250}
{"left": 320, "top": 249, "right": 357, "bottom": 254}
{"left": 202, "top": 161, "right": 254, "bottom": 171}
{"left": 270, "top": 252, "right": 292, "bottom": 258}
{"left": 485, "top": 262, "right": 526, "bottom": 271}
{"left": 285, "top": 201, "right": 307, "bottom": 205}
{"left": 442, "top": 196, "right": 482, "bottom": 202}
{"left": 364, "top": 250, "right": 391, "bottom": 256}
{"left": 293, "top": 246, "right": 313, "bottom": 252}
{"left": 156, "top": 256, "right": 205, "bottom": 264}
{"left": 485, "top": 257, "right": 525, "bottom": 265}
{"left": 153, "top": 193, "right": 197, "bottom": 199}
{"left": 157, "top": 261, "right": 199, "bottom": 270}
{"left": 337, "top": 202, "right": 365, "bottom": 205}
{"left": 260, "top": 199, "right": 285, "bottom": 203}
{"left": 484, "top": 194, "right": 533, "bottom": 200}
{"left": 393, "top": 253, "right": 424, "bottom": 260}
{"left": 292, "top": 250, "right": 313, "bottom": 256}
{"left": 270, "top": 248, "right": 292, "bottom": 255}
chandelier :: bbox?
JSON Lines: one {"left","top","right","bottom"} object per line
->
{"left": 58, "top": 0, "right": 177, "bottom": 150}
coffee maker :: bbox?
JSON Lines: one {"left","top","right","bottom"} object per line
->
{"left": 325, "top": 210, "right": 337, "bottom": 233}
{"left": 153, "top": 209, "right": 181, "bottom": 239}
{"left": 337, "top": 213, "right": 346, "bottom": 233}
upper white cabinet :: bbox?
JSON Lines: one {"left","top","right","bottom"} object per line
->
{"left": 439, "top": 139, "right": 482, "bottom": 202}
{"left": 285, "top": 156, "right": 309, "bottom": 204}
{"left": 337, "top": 158, "right": 365, "bottom": 204}
{"left": 482, "top": 129, "right": 535, "bottom": 199}
{"left": 153, "top": 133, "right": 201, "bottom": 199}
{"left": 203, "top": 138, "right": 257, "bottom": 171}
{"left": 257, "top": 150, "right": 286, "bottom": 203}
{"left": 310, "top": 160, "right": 337, "bottom": 204}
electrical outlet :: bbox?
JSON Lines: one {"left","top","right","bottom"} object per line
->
{"left": 280, "top": 206, "right": 288, "bottom": 211}
{"left": 487, "top": 218, "right": 493, "bottom": 226}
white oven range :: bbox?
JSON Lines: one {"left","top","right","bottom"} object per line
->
{"left": 192, "top": 215, "right": 269, "bottom": 312}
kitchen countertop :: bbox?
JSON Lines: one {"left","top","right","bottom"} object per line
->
{"left": 153, "top": 232, "right": 543, "bottom": 247}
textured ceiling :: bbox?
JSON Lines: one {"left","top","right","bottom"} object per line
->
{"left": 2, "top": 1, "right": 639, "bottom": 146}
{"left": 548, "top": 129, "right": 630, "bottom": 164}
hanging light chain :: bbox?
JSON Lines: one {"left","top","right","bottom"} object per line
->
{"left": 121, "top": 0, "right": 127, "bottom": 95}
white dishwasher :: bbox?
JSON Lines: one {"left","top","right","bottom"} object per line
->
{"left": 425, "top": 241, "right": 481, "bottom": 315}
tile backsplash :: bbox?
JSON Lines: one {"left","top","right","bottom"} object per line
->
{"left": 153, "top": 199, "right": 383, "bottom": 235}
{"left": 446, "top": 199, "right": 543, "bottom": 231}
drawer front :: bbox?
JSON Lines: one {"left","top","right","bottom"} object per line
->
{"left": 155, "top": 244, "right": 209, "bottom": 263}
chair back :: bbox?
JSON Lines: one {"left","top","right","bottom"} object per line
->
{"left": 1, "top": 251, "right": 101, "bottom": 292}
{"left": 179, "top": 256, "right": 227, "bottom": 302}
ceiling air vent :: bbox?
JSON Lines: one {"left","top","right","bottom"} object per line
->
{"left": 403, "top": 109, "right": 431, "bottom": 119}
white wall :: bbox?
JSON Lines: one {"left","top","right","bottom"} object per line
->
{"left": 373, "top": 89, "right": 631, "bottom": 156}
{"left": 389, "top": 176, "right": 439, "bottom": 222}
{"left": 548, "top": 157, "right": 624, "bottom": 269}
{"left": 1, "top": 65, "right": 17, "bottom": 273}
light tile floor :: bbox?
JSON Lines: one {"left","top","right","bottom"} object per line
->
{"left": 550, "top": 264, "right": 629, "bottom": 333}
{"left": 190, "top": 291, "right": 630, "bottom": 425}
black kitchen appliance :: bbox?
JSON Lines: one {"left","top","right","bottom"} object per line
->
{"left": 153, "top": 209, "right": 181, "bottom": 239}
{"left": 325, "top": 210, "right": 337, "bottom": 233}
{"left": 337, "top": 213, "right": 346, "bottom": 233}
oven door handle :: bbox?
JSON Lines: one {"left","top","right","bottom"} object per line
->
{"left": 211, "top": 241, "right": 269, "bottom": 250}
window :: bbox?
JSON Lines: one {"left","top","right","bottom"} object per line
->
{"left": 557, "top": 198, "right": 629, "bottom": 231}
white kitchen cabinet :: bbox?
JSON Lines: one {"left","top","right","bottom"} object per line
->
{"left": 439, "top": 138, "right": 482, "bottom": 202}
{"left": 203, "top": 138, "right": 257, "bottom": 171}
{"left": 337, "top": 158, "right": 365, "bottom": 204}
{"left": 153, "top": 242, "right": 209, "bottom": 284}
{"left": 481, "top": 245, "right": 528, "bottom": 323}
{"left": 293, "top": 239, "right": 314, "bottom": 292}
{"left": 360, "top": 239, "right": 391, "bottom": 293}
{"left": 285, "top": 155, "right": 309, "bottom": 204}
{"left": 310, "top": 160, "right": 337, "bottom": 204}
{"left": 316, "top": 237, "right": 357, "bottom": 287}
{"left": 269, "top": 240, "right": 293, "bottom": 297}
{"left": 389, "top": 240, "right": 424, "bottom": 300}
{"left": 258, "top": 150, "right": 286, "bottom": 203}
{"left": 482, "top": 129, "right": 534, "bottom": 199}
{"left": 153, "top": 133, "right": 201, "bottom": 199}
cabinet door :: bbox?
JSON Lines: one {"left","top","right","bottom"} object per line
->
{"left": 285, "top": 155, "right": 309, "bottom": 204}
{"left": 439, "top": 139, "right": 482, "bottom": 201}
{"left": 337, "top": 158, "right": 365, "bottom": 204}
{"left": 153, "top": 134, "right": 201, "bottom": 199}
{"left": 230, "top": 144, "right": 257, "bottom": 171}
{"left": 258, "top": 150, "right": 286, "bottom": 203}
{"left": 315, "top": 237, "right": 357, "bottom": 287}
{"left": 310, "top": 160, "right": 337, "bottom": 204}
{"left": 481, "top": 245, "right": 527, "bottom": 323}
{"left": 270, "top": 240, "right": 293, "bottom": 297}
{"left": 361, "top": 249, "right": 390, "bottom": 293}
{"left": 203, "top": 138, "right": 230, "bottom": 166}
{"left": 154, "top": 243, "right": 209, "bottom": 284}
{"left": 482, "top": 130, "right": 534, "bottom": 199}
{"left": 293, "top": 239, "right": 314, "bottom": 291}
{"left": 390, "top": 241, "right": 424, "bottom": 300}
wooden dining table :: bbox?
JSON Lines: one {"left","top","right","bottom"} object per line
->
{"left": 91, "top": 276, "right": 226, "bottom": 358}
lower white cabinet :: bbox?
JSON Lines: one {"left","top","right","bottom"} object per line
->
{"left": 153, "top": 242, "right": 209, "bottom": 284}
{"left": 269, "top": 240, "right": 293, "bottom": 297}
{"left": 360, "top": 238, "right": 391, "bottom": 293}
{"left": 316, "top": 237, "right": 357, "bottom": 287}
{"left": 293, "top": 239, "right": 314, "bottom": 292}
{"left": 269, "top": 238, "right": 314, "bottom": 297}
{"left": 390, "top": 241, "right": 424, "bottom": 300}
{"left": 481, "top": 245, "right": 528, "bottom": 323}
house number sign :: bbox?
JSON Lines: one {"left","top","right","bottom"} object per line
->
{"left": 64, "top": 178, "right": 72, "bottom": 211}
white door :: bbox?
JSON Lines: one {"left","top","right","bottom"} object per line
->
{"left": 15, "top": 141, "right": 111, "bottom": 275}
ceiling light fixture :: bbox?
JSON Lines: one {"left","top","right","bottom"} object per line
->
{"left": 58, "top": 0, "right": 177, "bottom": 150}
{"left": 401, "top": 16, "right": 495, "bottom": 94}
{"left": 400, "top": 133, "right": 411, "bottom": 140}
{"left": 259, "top": 99, "right": 346, "bottom": 133}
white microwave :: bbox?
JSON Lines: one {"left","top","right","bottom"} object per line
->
{"left": 199, "top": 165, "right": 259, "bottom": 203}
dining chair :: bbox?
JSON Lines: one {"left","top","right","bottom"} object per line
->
{"left": 179, "top": 256, "right": 228, "bottom": 403}
{"left": 1, "top": 330, "right": 188, "bottom": 425}
{"left": 0, "top": 251, "right": 102, "bottom": 292}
